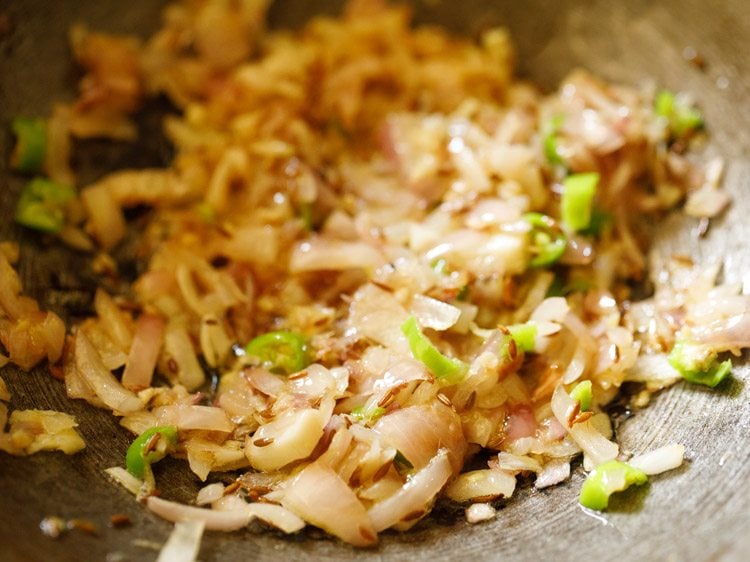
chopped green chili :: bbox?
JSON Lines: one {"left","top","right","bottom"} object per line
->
{"left": 125, "top": 426, "right": 178, "bottom": 480}
{"left": 15, "top": 177, "right": 76, "bottom": 233}
{"left": 655, "top": 90, "right": 704, "bottom": 137}
{"left": 245, "top": 330, "right": 312, "bottom": 375}
{"left": 581, "top": 208, "right": 612, "bottom": 237}
{"left": 523, "top": 212, "right": 567, "bottom": 267}
{"left": 579, "top": 460, "right": 648, "bottom": 511}
{"left": 299, "top": 202, "right": 315, "bottom": 231}
{"left": 456, "top": 284, "right": 470, "bottom": 302}
{"left": 431, "top": 258, "right": 449, "bottom": 275}
{"left": 668, "top": 341, "right": 732, "bottom": 388}
{"left": 542, "top": 114, "right": 565, "bottom": 166}
{"left": 195, "top": 202, "right": 216, "bottom": 223}
{"left": 351, "top": 404, "right": 386, "bottom": 424}
{"left": 507, "top": 322, "right": 538, "bottom": 353}
{"left": 561, "top": 172, "right": 599, "bottom": 232}
{"left": 401, "top": 315, "right": 467, "bottom": 384}
{"left": 393, "top": 450, "right": 414, "bottom": 473}
{"left": 570, "top": 380, "right": 593, "bottom": 412}
{"left": 546, "top": 275, "right": 592, "bottom": 298}
{"left": 10, "top": 117, "right": 47, "bottom": 174}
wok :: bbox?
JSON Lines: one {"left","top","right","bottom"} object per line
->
{"left": 1, "top": 0, "right": 749, "bottom": 560}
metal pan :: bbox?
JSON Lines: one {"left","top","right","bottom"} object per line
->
{"left": 1, "top": 1, "right": 748, "bottom": 560}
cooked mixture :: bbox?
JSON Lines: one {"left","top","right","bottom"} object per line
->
{"left": 0, "top": 0, "right": 743, "bottom": 550}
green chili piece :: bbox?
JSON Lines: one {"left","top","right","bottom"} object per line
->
{"left": 351, "top": 405, "right": 386, "bottom": 424}
{"left": 431, "top": 258, "right": 449, "bottom": 275}
{"left": 15, "top": 177, "right": 76, "bottom": 233}
{"left": 570, "top": 380, "right": 593, "bottom": 412}
{"left": 10, "top": 117, "right": 47, "bottom": 174}
{"left": 561, "top": 172, "right": 599, "bottom": 232}
{"left": 581, "top": 208, "right": 612, "bottom": 237}
{"left": 394, "top": 450, "right": 414, "bottom": 473}
{"left": 456, "top": 284, "right": 470, "bottom": 302}
{"left": 507, "top": 322, "right": 538, "bottom": 353}
{"left": 542, "top": 114, "right": 565, "bottom": 166}
{"left": 125, "top": 426, "right": 178, "bottom": 480}
{"left": 195, "top": 202, "right": 216, "bottom": 223}
{"left": 401, "top": 315, "right": 467, "bottom": 384}
{"left": 245, "top": 330, "right": 312, "bottom": 375}
{"left": 579, "top": 460, "right": 648, "bottom": 511}
{"left": 523, "top": 212, "right": 567, "bottom": 267}
{"left": 668, "top": 341, "right": 732, "bottom": 388}
{"left": 655, "top": 90, "right": 704, "bottom": 137}
{"left": 299, "top": 202, "right": 314, "bottom": 231}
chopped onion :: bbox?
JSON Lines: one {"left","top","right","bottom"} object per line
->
{"left": 629, "top": 444, "right": 685, "bottom": 475}
{"left": 496, "top": 452, "right": 542, "bottom": 474}
{"left": 282, "top": 462, "right": 376, "bottom": 546}
{"left": 93, "top": 289, "right": 133, "bottom": 351}
{"left": 211, "top": 495, "right": 305, "bottom": 534}
{"left": 81, "top": 184, "right": 126, "bottom": 250}
{"left": 153, "top": 405, "right": 233, "bottom": 433}
{"left": 551, "top": 385, "right": 618, "bottom": 467}
{"left": 503, "top": 405, "right": 538, "bottom": 443}
{"left": 445, "top": 468, "right": 516, "bottom": 503}
{"left": 73, "top": 331, "right": 143, "bottom": 414}
{"left": 534, "top": 458, "right": 571, "bottom": 489}
{"left": 196, "top": 482, "right": 225, "bottom": 506}
{"left": 185, "top": 439, "right": 248, "bottom": 481}
{"left": 105, "top": 466, "right": 143, "bottom": 496}
{"left": 465, "top": 503, "right": 497, "bottom": 524}
{"left": 162, "top": 322, "right": 206, "bottom": 391}
{"left": 689, "top": 311, "right": 750, "bottom": 351}
{"left": 625, "top": 353, "right": 682, "bottom": 390}
{"left": 5, "top": 409, "right": 85, "bottom": 455}
{"left": 242, "top": 501, "right": 305, "bottom": 534}
{"left": 367, "top": 448, "right": 452, "bottom": 532}
{"left": 374, "top": 403, "right": 466, "bottom": 473}
{"left": 245, "top": 408, "right": 328, "bottom": 472}
{"left": 348, "top": 284, "right": 410, "bottom": 355}
{"left": 122, "top": 313, "right": 165, "bottom": 391}
{"left": 147, "top": 496, "right": 252, "bottom": 531}
{"left": 245, "top": 367, "right": 286, "bottom": 397}
{"left": 199, "top": 314, "right": 232, "bottom": 368}
{"left": 290, "top": 238, "right": 385, "bottom": 273}
{"left": 409, "top": 294, "right": 461, "bottom": 331}
{"left": 156, "top": 520, "right": 204, "bottom": 562}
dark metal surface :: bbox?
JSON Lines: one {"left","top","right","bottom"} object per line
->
{"left": 1, "top": 1, "right": 749, "bottom": 561}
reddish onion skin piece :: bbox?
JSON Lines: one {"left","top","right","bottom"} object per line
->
{"left": 503, "top": 404, "right": 538, "bottom": 443}
{"left": 282, "top": 462, "right": 377, "bottom": 547}
{"left": 122, "top": 313, "right": 165, "bottom": 391}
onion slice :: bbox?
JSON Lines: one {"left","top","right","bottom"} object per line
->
{"left": 367, "top": 448, "right": 452, "bottom": 532}
{"left": 629, "top": 444, "right": 685, "bottom": 475}
{"left": 122, "top": 313, "right": 165, "bottom": 391}
{"left": 374, "top": 403, "right": 466, "bottom": 473}
{"left": 551, "top": 384, "right": 618, "bottom": 467}
{"left": 282, "top": 461, "right": 376, "bottom": 546}
{"left": 147, "top": 497, "right": 252, "bottom": 532}
{"left": 156, "top": 520, "right": 204, "bottom": 562}
{"left": 73, "top": 331, "right": 143, "bottom": 414}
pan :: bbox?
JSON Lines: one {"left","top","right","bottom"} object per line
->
{"left": 1, "top": 1, "right": 748, "bottom": 560}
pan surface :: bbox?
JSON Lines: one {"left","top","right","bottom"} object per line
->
{"left": 1, "top": 1, "right": 749, "bottom": 560}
